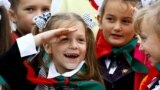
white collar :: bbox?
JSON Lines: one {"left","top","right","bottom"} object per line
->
{"left": 47, "top": 61, "right": 85, "bottom": 79}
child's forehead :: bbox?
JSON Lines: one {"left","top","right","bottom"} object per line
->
{"left": 104, "top": 1, "right": 134, "bottom": 17}
{"left": 19, "top": 0, "right": 51, "bottom": 6}
{"left": 54, "top": 21, "right": 86, "bottom": 34}
{"left": 106, "top": 0, "right": 134, "bottom": 10}
{"left": 55, "top": 20, "right": 85, "bottom": 28}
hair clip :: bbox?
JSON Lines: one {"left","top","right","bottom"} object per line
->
{"left": 82, "top": 13, "right": 97, "bottom": 30}
{"left": 33, "top": 12, "right": 51, "bottom": 32}
{"left": 140, "top": 0, "right": 159, "bottom": 7}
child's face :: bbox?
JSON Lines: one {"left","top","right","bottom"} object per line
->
{"left": 139, "top": 18, "right": 160, "bottom": 65}
{"left": 48, "top": 21, "right": 86, "bottom": 73}
{"left": 98, "top": 0, "right": 135, "bottom": 47}
{"left": 12, "top": 0, "right": 51, "bottom": 34}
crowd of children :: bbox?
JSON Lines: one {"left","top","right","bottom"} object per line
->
{"left": 0, "top": 0, "right": 160, "bottom": 90}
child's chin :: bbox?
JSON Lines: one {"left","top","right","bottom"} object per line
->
{"left": 66, "top": 64, "right": 78, "bottom": 70}
{"left": 150, "top": 60, "right": 160, "bottom": 66}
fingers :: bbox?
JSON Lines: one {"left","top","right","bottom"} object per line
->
{"left": 42, "top": 27, "right": 77, "bottom": 44}
{"left": 54, "top": 27, "right": 77, "bottom": 36}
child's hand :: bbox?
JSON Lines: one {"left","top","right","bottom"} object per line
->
{"left": 34, "top": 28, "right": 77, "bottom": 46}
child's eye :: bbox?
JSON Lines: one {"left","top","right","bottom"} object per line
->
{"left": 122, "top": 19, "right": 132, "bottom": 25}
{"left": 25, "top": 8, "right": 34, "bottom": 12}
{"left": 78, "top": 38, "right": 86, "bottom": 43}
{"left": 106, "top": 17, "right": 115, "bottom": 23}
{"left": 61, "top": 37, "right": 68, "bottom": 41}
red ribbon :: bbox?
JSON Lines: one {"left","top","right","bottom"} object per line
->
{"left": 89, "top": 0, "right": 99, "bottom": 10}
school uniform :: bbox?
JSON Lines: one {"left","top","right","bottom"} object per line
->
{"left": 25, "top": 61, "right": 106, "bottom": 90}
{"left": 96, "top": 30, "right": 151, "bottom": 90}
{"left": 0, "top": 30, "right": 22, "bottom": 89}
{"left": 0, "top": 34, "right": 105, "bottom": 90}
{"left": 0, "top": 34, "right": 39, "bottom": 90}
{"left": 0, "top": 51, "right": 105, "bottom": 90}
{"left": 140, "top": 64, "right": 160, "bottom": 90}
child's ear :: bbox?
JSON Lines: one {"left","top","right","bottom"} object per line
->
{"left": 8, "top": 9, "right": 17, "bottom": 23}
{"left": 97, "top": 15, "right": 103, "bottom": 30}
{"left": 43, "top": 43, "right": 52, "bottom": 54}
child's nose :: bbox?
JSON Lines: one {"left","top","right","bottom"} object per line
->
{"left": 113, "top": 22, "right": 122, "bottom": 31}
{"left": 69, "top": 41, "right": 78, "bottom": 49}
{"left": 36, "top": 10, "right": 44, "bottom": 16}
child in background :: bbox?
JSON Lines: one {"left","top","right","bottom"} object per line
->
{"left": 1, "top": 12, "right": 105, "bottom": 90}
{"left": 8, "top": 0, "right": 51, "bottom": 41}
{"left": 96, "top": 0, "right": 150, "bottom": 90}
{"left": 133, "top": 1, "right": 160, "bottom": 90}
{"left": 8, "top": 0, "right": 52, "bottom": 74}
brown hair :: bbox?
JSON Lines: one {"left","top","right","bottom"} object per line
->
{"left": 33, "top": 12, "right": 104, "bottom": 84}
{"left": 134, "top": 1, "right": 160, "bottom": 37}
{"left": 99, "top": 0, "right": 140, "bottom": 17}
{"left": 9, "top": 0, "right": 20, "bottom": 12}
{"left": 0, "top": 6, "right": 12, "bottom": 55}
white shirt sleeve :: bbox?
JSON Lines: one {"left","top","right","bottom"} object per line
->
{"left": 16, "top": 33, "right": 38, "bottom": 57}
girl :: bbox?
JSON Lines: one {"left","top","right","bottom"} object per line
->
{"left": 134, "top": 1, "right": 160, "bottom": 90}
{"left": 8, "top": 0, "right": 51, "bottom": 41}
{"left": 1, "top": 12, "right": 105, "bottom": 90}
{"left": 96, "top": 0, "right": 150, "bottom": 90}
{"left": 0, "top": 27, "right": 77, "bottom": 90}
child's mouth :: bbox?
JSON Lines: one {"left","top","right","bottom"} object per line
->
{"left": 64, "top": 53, "right": 79, "bottom": 59}
{"left": 111, "top": 34, "right": 122, "bottom": 39}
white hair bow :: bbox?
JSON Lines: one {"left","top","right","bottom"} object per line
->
{"left": 33, "top": 12, "right": 51, "bottom": 32}
{"left": 0, "top": 0, "right": 11, "bottom": 10}
{"left": 82, "top": 13, "right": 97, "bottom": 30}
{"left": 141, "top": 0, "right": 159, "bottom": 7}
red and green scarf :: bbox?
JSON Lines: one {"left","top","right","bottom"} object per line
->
{"left": 24, "top": 63, "right": 105, "bottom": 90}
{"left": 96, "top": 29, "right": 150, "bottom": 90}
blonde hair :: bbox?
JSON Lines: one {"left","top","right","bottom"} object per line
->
{"left": 9, "top": 0, "right": 20, "bottom": 12}
{"left": 134, "top": 1, "right": 160, "bottom": 37}
{"left": 32, "top": 12, "right": 104, "bottom": 84}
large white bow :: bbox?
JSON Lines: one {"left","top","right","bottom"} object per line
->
{"left": 0, "top": 0, "right": 11, "bottom": 10}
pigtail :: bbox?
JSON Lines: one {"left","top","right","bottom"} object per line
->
{"left": 31, "top": 26, "right": 40, "bottom": 35}
{"left": 0, "top": 6, "right": 12, "bottom": 55}
{"left": 74, "top": 13, "right": 104, "bottom": 85}
{"left": 30, "top": 12, "right": 51, "bottom": 69}
{"left": 85, "top": 27, "right": 104, "bottom": 85}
